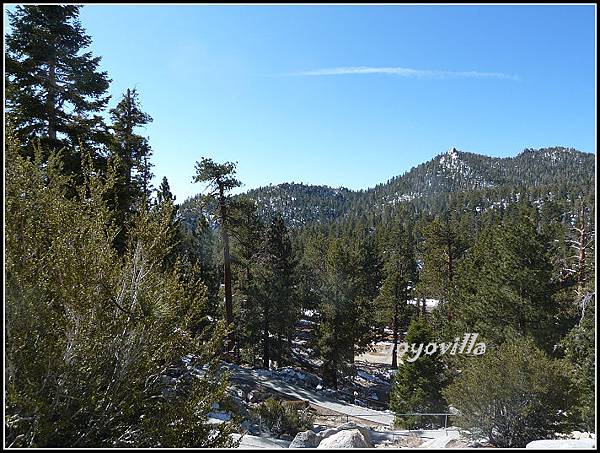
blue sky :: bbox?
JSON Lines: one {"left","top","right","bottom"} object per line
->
{"left": 5, "top": 5, "right": 596, "bottom": 200}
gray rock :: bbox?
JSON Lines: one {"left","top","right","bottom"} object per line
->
{"left": 247, "top": 388, "right": 270, "bottom": 403}
{"left": 317, "top": 429, "right": 373, "bottom": 448}
{"left": 315, "top": 427, "right": 340, "bottom": 441}
{"left": 290, "top": 430, "right": 320, "bottom": 448}
{"left": 445, "top": 438, "right": 469, "bottom": 448}
{"left": 315, "top": 422, "right": 373, "bottom": 445}
{"left": 337, "top": 422, "right": 373, "bottom": 443}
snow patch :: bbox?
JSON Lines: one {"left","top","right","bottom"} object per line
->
{"left": 526, "top": 439, "right": 596, "bottom": 449}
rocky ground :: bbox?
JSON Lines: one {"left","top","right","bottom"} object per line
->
{"left": 197, "top": 310, "right": 596, "bottom": 449}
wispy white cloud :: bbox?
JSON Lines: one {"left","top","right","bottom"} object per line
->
{"left": 286, "top": 66, "right": 519, "bottom": 81}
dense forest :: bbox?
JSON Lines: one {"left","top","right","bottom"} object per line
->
{"left": 4, "top": 5, "right": 596, "bottom": 449}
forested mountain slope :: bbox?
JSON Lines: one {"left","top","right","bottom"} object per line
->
{"left": 181, "top": 146, "right": 595, "bottom": 227}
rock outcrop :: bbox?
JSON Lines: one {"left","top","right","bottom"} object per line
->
{"left": 291, "top": 421, "right": 375, "bottom": 448}
{"left": 317, "top": 429, "right": 372, "bottom": 448}
{"left": 289, "top": 430, "right": 320, "bottom": 448}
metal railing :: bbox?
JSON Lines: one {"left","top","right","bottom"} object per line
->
{"left": 313, "top": 411, "right": 460, "bottom": 434}
{"left": 394, "top": 412, "right": 460, "bottom": 432}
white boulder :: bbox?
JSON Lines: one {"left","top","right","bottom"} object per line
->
{"left": 290, "top": 430, "right": 320, "bottom": 448}
{"left": 317, "top": 429, "right": 373, "bottom": 448}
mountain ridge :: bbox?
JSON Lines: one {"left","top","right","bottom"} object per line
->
{"left": 181, "top": 146, "right": 595, "bottom": 227}
{"left": 246, "top": 146, "right": 593, "bottom": 194}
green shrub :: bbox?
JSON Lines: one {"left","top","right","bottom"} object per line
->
{"left": 252, "top": 397, "right": 313, "bottom": 437}
{"left": 443, "top": 337, "right": 576, "bottom": 448}
{"left": 5, "top": 141, "right": 237, "bottom": 447}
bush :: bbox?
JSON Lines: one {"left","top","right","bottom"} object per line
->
{"left": 5, "top": 143, "right": 237, "bottom": 447}
{"left": 252, "top": 397, "right": 314, "bottom": 438}
{"left": 443, "top": 337, "right": 576, "bottom": 448}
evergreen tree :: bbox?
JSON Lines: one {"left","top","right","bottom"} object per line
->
{"left": 448, "top": 218, "right": 559, "bottom": 350}
{"left": 230, "top": 197, "right": 266, "bottom": 365}
{"left": 177, "top": 207, "right": 222, "bottom": 321}
{"left": 151, "top": 176, "right": 180, "bottom": 271}
{"left": 6, "top": 5, "right": 111, "bottom": 170}
{"left": 416, "top": 215, "right": 468, "bottom": 307}
{"left": 156, "top": 176, "right": 175, "bottom": 206}
{"left": 108, "top": 88, "right": 155, "bottom": 251}
{"left": 193, "top": 158, "right": 241, "bottom": 355}
{"left": 348, "top": 224, "right": 383, "bottom": 354}
{"left": 390, "top": 316, "right": 447, "bottom": 429}
{"left": 560, "top": 296, "right": 595, "bottom": 431}
{"left": 376, "top": 221, "right": 417, "bottom": 368}
{"left": 315, "top": 237, "right": 359, "bottom": 389}
{"left": 253, "top": 215, "right": 297, "bottom": 368}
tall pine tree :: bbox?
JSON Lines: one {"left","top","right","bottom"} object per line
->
{"left": 6, "top": 5, "right": 111, "bottom": 173}
{"left": 376, "top": 221, "right": 418, "bottom": 368}
{"left": 193, "top": 158, "right": 241, "bottom": 356}
{"left": 254, "top": 215, "right": 297, "bottom": 368}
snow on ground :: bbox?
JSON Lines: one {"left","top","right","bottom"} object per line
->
{"left": 355, "top": 369, "right": 388, "bottom": 386}
{"left": 355, "top": 342, "right": 397, "bottom": 365}
{"left": 207, "top": 410, "right": 232, "bottom": 424}
{"left": 225, "top": 364, "right": 395, "bottom": 426}
{"left": 526, "top": 439, "right": 596, "bottom": 449}
{"left": 302, "top": 309, "right": 317, "bottom": 318}
{"left": 334, "top": 426, "right": 465, "bottom": 449}
{"left": 407, "top": 298, "right": 440, "bottom": 311}
{"left": 231, "top": 433, "right": 291, "bottom": 449}
{"left": 417, "top": 429, "right": 461, "bottom": 448}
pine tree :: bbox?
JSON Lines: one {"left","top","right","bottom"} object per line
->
{"left": 229, "top": 197, "right": 265, "bottom": 365}
{"left": 559, "top": 297, "right": 595, "bottom": 431}
{"left": 252, "top": 215, "right": 297, "bottom": 368}
{"left": 151, "top": 176, "right": 180, "bottom": 271}
{"left": 448, "top": 217, "right": 558, "bottom": 350}
{"left": 376, "top": 221, "right": 418, "bottom": 368}
{"left": 193, "top": 158, "right": 241, "bottom": 356}
{"left": 156, "top": 176, "right": 175, "bottom": 206}
{"left": 177, "top": 208, "right": 222, "bottom": 320}
{"left": 267, "top": 215, "right": 298, "bottom": 366}
{"left": 390, "top": 316, "right": 447, "bottom": 429}
{"left": 108, "top": 88, "right": 155, "bottom": 241}
{"left": 352, "top": 228, "right": 383, "bottom": 357}
{"left": 416, "top": 215, "right": 468, "bottom": 307}
{"left": 6, "top": 5, "right": 111, "bottom": 170}
{"left": 315, "top": 237, "right": 359, "bottom": 389}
